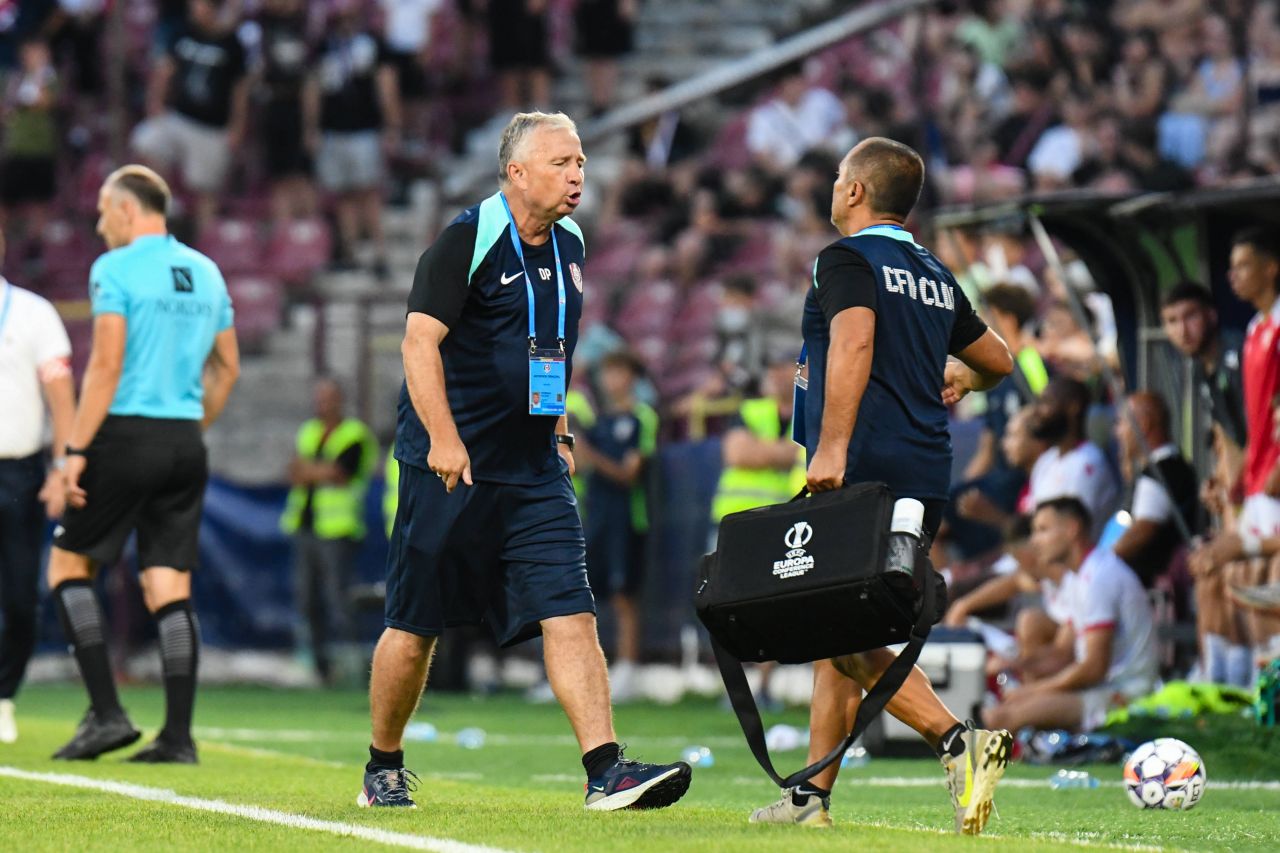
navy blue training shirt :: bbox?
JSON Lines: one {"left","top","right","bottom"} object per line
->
{"left": 397, "top": 192, "right": 585, "bottom": 485}
{"left": 802, "top": 225, "right": 987, "bottom": 501}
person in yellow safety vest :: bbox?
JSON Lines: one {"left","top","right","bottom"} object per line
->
{"left": 711, "top": 357, "right": 806, "bottom": 526}
{"left": 384, "top": 440, "right": 399, "bottom": 541}
{"left": 709, "top": 355, "right": 805, "bottom": 714}
{"left": 280, "top": 377, "right": 378, "bottom": 683}
{"left": 566, "top": 385, "right": 596, "bottom": 514}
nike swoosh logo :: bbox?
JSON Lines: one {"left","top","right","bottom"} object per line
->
{"left": 500, "top": 271, "right": 524, "bottom": 285}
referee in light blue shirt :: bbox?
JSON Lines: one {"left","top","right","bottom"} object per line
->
{"left": 47, "top": 165, "right": 241, "bottom": 765}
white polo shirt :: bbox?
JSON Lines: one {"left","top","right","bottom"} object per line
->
{"left": 1030, "top": 440, "right": 1122, "bottom": 538}
{"left": 0, "top": 278, "right": 72, "bottom": 458}
{"left": 1066, "top": 548, "right": 1157, "bottom": 695}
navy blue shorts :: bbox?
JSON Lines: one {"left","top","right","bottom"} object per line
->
{"left": 385, "top": 463, "right": 595, "bottom": 647}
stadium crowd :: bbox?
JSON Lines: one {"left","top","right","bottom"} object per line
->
{"left": 1, "top": 0, "right": 1279, "bottom": 724}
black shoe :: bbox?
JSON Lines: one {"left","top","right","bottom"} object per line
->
{"left": 357, "top": 766, "right": 420, "bottom": 807}
{"left": 584, "top": 749, "right": 692, "bottom": 811}
{"left": 128, "top": 736, "right": 198, "bottom": 764}
{"left": 52, "top": 709, "right": 141, "bottom": 760}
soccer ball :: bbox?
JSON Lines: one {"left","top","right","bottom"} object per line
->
{"left": 1122, "top": 738, "right": 1206, "bottom": 811}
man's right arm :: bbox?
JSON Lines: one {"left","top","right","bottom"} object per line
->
{"left": 403, "top": 226, "right": 474, "bottom": 492}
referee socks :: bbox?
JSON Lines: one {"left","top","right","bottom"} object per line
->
{"left": 53, "top": 579, "right": 125, "bottom": 718}
{"left": 154, "top": 599, "right": 200, "bottom": 744}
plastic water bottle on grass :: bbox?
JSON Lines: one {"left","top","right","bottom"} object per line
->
{"left": 405, "top": 722, "right": 438, "bottom": 742}
{"left": 681, "top": 746, "right": 714, "bottom": 767}
{"left": 456, "top": 727, "right": 486, "bottom": 749}
{"left": 1048, "top": 769, "right": 1099, "bottom": 789}
{"left": 841, "top": 742, "right": 870, "bottom": 769}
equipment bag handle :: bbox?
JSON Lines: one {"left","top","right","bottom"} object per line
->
{"left": 711, "top": 547, "right": 937, "bottom": 790}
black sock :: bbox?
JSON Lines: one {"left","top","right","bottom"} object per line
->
{"left": 368, "top": 745, "right": 404, "bottom": 772}
{"left": 53, "top": 580, "right": 123, "bottom": 717}
{"left": 937, "top": 722, "right": 967, "bottom": 758}
{"left": 155, "top": 599, "right": 199, "bottom": 744}
{"left": 793, "top": 783, "right": 830, "bottom": 805}
{"left": 582, "top": 741, "right": 620, "bottom": 778}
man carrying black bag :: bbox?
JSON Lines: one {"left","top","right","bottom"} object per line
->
{"left": 749, "top": 138, "right": 1015, "bottom": 833}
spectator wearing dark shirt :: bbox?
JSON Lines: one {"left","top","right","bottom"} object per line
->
{"left": 574, "top": 0, "right": 638, "bottom": 117}
{"left": 578, "top": 351, "right": 657, "bottom": 702}
{"left": 131, "top": 0, "right": 249, "bottom": 235}
{"left": 943, "top": 283, "right": 1049, "bottom": 561}
{"left": 1159, "top": 283, "right": 1248, "bottom": 462}
{"left": 488, "top": 0, "right": 551, "bottom": 110}
{"left": 253, "top": 0, "right": 315, "bottom": 228}
{"left": 1112, "top": 391, "right": 1203, "bottom": 588}
{"left": 304, "top": 0, "right": 401, "bottom": 275}
{"left": 280, "top": 377, "right": 378, "bottom": 684}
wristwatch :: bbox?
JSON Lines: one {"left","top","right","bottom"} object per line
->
{"left": 555, "top": 433, "right": 576, "bottom": 452}
{"left": 65, "top": 445, "right": 89, "bottom": 457}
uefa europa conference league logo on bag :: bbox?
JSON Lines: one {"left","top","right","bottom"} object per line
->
{"left": 773, "top": 521, "right": 815, "bottom": 579}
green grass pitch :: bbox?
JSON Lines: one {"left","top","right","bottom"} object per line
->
{"left": 0, "top": 684, "right": 1277, "bottom": 851}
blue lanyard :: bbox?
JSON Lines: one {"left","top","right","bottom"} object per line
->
{"left": 499, "top": 192, "right": 566, "bottom": 353}
{"left": 0, "top": 281, "right": 12, "bottom": 338}
{"left": 796, "top": 224, "right": 906, "bottom": 367}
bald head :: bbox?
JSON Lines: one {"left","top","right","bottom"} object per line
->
{"left": 840, "top": 137, "right": 925, "bottom": 221}
{"left": 1128, "top": 391, "right": 1170, "bottom": 441}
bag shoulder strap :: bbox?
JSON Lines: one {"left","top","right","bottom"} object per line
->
{"left": 712, "top": 553, "right": 937, "bottom": 789}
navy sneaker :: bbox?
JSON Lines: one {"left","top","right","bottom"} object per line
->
{"left": 584, "top": 750, "right": 692, "bottom": 811}
{"left": 357, "top": 766, "right": 420, "bottom": 808}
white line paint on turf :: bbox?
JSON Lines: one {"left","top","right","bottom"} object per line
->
{"left": 196, "top": 725, "right": 749, "bottom": 748}
{"left": 729, "top": 775, "right": 1280, "bottom": 791}
{"left": 0, "top": 766, "right": 515, "bottom": 853}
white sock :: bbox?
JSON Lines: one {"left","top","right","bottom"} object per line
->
{"left": 1225, "top": 644, "right": 1255, "bottom": 689}
{"left": 1203, "top": 633, "right": 1229, "bottom": 683}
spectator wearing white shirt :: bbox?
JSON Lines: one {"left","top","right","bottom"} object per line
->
{"left": 1112, "top": 391, "right": 1202, "bottom": 586}
{"left": 745, "top": 62, "right": 849, "bottom": 174}
{"left": 380, "top": 0, "right": 442, "bottom": 146}
{"left": 984, "top": 497, "right": 1157, "bottom": 733}
{"left": 0, "top": 230, "right": 76, "bottom": 744}
{"left": 1027, "top": 377, "right": 1122, "bottom": 540}
{"left": 1027, "top": 89, "right": 1094, "bottom": 191}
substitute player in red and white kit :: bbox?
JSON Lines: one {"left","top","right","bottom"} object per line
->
{"left": 1233, "top": 229, "right": 1280, "bottom": 541}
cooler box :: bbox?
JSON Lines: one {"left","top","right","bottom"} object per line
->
{"left": 873, "top": 629, "right": 987, "bottom": 747}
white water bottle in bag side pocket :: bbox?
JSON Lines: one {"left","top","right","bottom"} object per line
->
{"left": 884, "top": 498, "right": 925, "bottom": 576}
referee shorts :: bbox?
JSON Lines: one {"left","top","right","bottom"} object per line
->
{"left": 385, "top": 462, "right": 595, "bottom": 647}
{"left": 53, "top": 416, "right": 207, "bottom": 572}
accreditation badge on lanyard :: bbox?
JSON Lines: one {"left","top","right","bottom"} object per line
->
{"left": 500, "top": 193, "right": 568, "bottom": 417}
{"left": 791, "top": 344, "right": 808, "bottom": 447}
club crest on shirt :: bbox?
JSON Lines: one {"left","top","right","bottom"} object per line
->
{"left": 569, "top": 263, "right": 584, "bottom": 293}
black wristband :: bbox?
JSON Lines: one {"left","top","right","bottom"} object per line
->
{"left": 65, "top": 445, "right": 89, "bottom": 457}
{"left": 555, "top": 433, "right": 575, "bottom": 451}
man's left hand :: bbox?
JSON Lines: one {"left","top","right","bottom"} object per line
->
{"left": 941, "top": 361, "right": 974, "bottom": 406}
{"left": 38, "top": 470, "right": 66, "bottom": 519}
{"left": 558, "top": 443, "right": 575, "bottom": 477}
{"left": 63, "top": 455, "right": 88, "bottom": 509}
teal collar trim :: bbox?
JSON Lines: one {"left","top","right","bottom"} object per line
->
{"left": 852, "top": 223, "right": 917, "bottom": 245}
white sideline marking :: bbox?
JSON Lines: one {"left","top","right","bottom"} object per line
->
{"left": 195, "top": 725, "right": 748, "bottom": 748}
{"left": 730, "top": 775, "right": 1280, "bottom": 791}
{"left": 0, "top": 767, "right": 514, "bottom": 853}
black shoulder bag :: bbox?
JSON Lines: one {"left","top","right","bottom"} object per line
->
{"left": 694, "top": 481, "right": 947, "bottom": 789}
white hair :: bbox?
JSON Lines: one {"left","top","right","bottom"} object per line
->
{"left": 498, "top": 111, "right": 578, "bottom": 184}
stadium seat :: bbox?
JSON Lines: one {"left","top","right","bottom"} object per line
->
{"left": 225, "top": 275, "right": 285, "bottom": 353}
{"left": 197, "top": 220, "right": 265, "bottom": 278}
{"left": 264, "top": 219, "right": 333, "bottom": 289}
{"left": 39, "top": 221, "right": 97, "bottom": 284}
